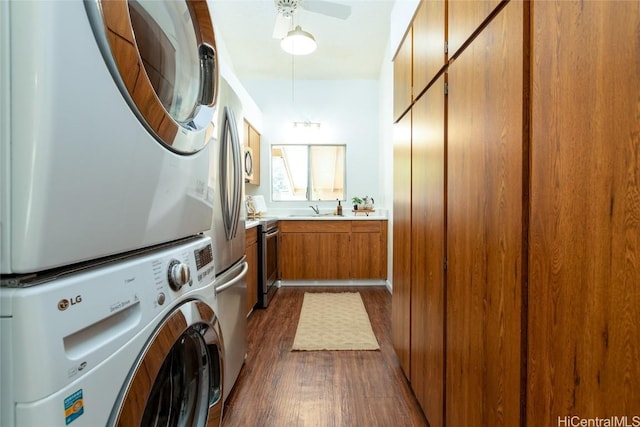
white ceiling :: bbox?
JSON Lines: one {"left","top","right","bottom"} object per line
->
{"left": 208, "top": 0, "right": 396, "bottom": 81}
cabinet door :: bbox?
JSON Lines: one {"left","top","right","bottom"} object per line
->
{"left": 393, "top": 27, "right": 412, "bottom": 122}
{"left": 350, "top": 221, "right": 387, "bottom": 280}
{"left": 248, "top": 124, "right": 260, "bottom": 185}
{"left": 392, "top": 110, "right": 412, "bottom": 376}
{"left": 242, "top": 119, "right": 250, "bottom": 150}
{"left": 279, "top": 232, "right": 350, "bottom": 280}
{"left": 446, "top": 2, "right": 524, "bottom": 426}
{"left": 448, "top": 0, "right": 502, "bottom": 59}
{"left": 412, "top": 0, "right": 445, "bottom": 96}
{"left": 245, "top": 226, "right": 258, "bottom": 315}
{"left": 528, "top": 1, "right": 640, "bottom": 424}
{"left": 411, "top": 75, "right": 445, "bottom": 427}
{"left": 245, "top": 240, "right": 258, "bottom": 315}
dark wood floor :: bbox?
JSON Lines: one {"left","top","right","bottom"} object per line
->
{"left": 221, "top": 286, "right": 428, "bottom": 427}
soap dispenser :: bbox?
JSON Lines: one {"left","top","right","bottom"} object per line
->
{"left": 336, "top": 199, "right": 343, "bottom": 216}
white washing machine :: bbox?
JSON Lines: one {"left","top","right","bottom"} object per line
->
{"left": 0, "top": 236, "right": 226, "bottom": 427}
{"left": 0, "top": 0, "right": 221, "bottom": 275}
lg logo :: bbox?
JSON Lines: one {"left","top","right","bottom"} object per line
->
{"left": 58, "top": 295, "right": 82, "bottom": 311}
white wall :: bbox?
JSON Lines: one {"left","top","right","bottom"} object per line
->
{"left": 242, "top": 78, "right": 381, "bottom": 213}
{"left": 389, "top": 0, "right": 420, "bottom": 58}
{"left": 213, "top": 29, "right": 263, "bottom": 131}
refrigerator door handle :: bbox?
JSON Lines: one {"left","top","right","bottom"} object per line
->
{"left": 220, "top": 106, "right": 242, "bottom": 241}
{"left": 229, "top": 109, "right": 242, "bottom": 238}
{"left": 220, "top": 107, "right": 232, "bottom": 240}
{"left": 215, "top": 261, "right": 248, "bottom": 295}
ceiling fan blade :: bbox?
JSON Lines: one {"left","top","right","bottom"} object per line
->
{"left": 300, "top": 0, "right": 351, "bottom": 20}
{"left": 272, "top": 13, "right": 292, "bottom": 39}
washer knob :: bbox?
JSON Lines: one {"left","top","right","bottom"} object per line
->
{"left": 168, "top": 260, "right": 191, "bottom": 291}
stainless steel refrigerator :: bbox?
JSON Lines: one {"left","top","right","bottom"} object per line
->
{"left": 206, "top": 77, "right": 247, "bottom": 402}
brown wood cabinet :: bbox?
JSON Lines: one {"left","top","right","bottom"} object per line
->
{"left": 279, "top": 220, "right": 387, "bottom": 281}
{"left": 447, "top": 0, "right": 502, "bottom": 59}
{"left": 527, "top": 1, "right": 640, "bottom": 423}
{"left": 243, "top": 119, "right": 260, "bottom": 185}
{"left": 447, "top": 2, "right": 524, "bottom": 425}
{"left": 411, "top": 0, "right": 445, "bottom": 98}
{"left": 279, "top": 220, "right": 351, "bottom": 280}
{"left": 392, "top": 1, "right": 640, "bottom": 426}
{"left": 245, "top": 226, "right": 259, "bottom": 315}
{"left": 392, "top": 110, "right": 412, "bottom": 377}
{"left": 350, "top": 221, "right": 387, "bottom": 280}
{"left": 393, "top": 27, "right": 412, "bottom": 122}
{"left": 410, "top": 74, "right": 445, "bottom": 427}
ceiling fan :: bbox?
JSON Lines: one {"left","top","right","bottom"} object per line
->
{"left": 272, "top": 0, "right": 352, "bottom": 39}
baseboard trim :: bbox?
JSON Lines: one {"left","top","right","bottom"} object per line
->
{"left": 279, "top": 280, "right": 387, "bottom": 288}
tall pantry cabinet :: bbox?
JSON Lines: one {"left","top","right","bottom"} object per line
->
{"left": 392, "top": 1, "right": 447, "bottom": 426}
{"left": 410, "top": 75, "right": 446, "bottom": 427}
{"left": 392, "top": 1, "right": 640, "bottom": 426}
{"left": 447, "top": 1, "right": 524, "bottom": 425}
{"left": 528, "top": 1, "right": 640, "bottom": 422}
{"left": 392, "top": 106, "right": 411, "bottom": 376}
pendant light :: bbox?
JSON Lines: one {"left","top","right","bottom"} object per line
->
{"left": 281, "top": 25, "right": 316, "bottom": 55}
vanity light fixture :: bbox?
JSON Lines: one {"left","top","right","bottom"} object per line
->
{"left": 293, "top": 121, "right": 321, "bottom": 129}
{"left": 281, "top": 25, "right": 317, "bottom": 55}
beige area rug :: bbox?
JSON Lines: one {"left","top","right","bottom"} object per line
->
{"left": 292, "top": 292, "right": 380, "bottom": 351}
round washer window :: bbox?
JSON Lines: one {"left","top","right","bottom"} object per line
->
{"left": 142, "top": 328, "right": 211, "bottom": 425}
{"left": 110, "top": 300, "right": 223, "bottom": 426}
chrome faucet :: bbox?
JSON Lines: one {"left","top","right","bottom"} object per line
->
{"left": 309, "top": 205, "right": 320, "bottom": 214}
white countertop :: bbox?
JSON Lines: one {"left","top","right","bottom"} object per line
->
{"left": 280, "top": 214, "right": 386, "bottom": 221}
{"left": 244, "top": 209, "right": 387, "bottom": 228}
{"left": 245, "top": 219, "right": 260, "bottom": 229}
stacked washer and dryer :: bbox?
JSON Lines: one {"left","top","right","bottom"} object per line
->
{"left": 0, "top": 1, "right": 246, "bottom": 426}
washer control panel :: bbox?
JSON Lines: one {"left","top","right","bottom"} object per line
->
{"left": 193, "top": 243, "right": 215, "bottom": 283}
{"left": 0, "top": 235, "right": 217, "bottom": 411}
{"left": 167, "top": 259, "right": 191, "bottom": 291}
{"left": 149, "top": 239, "right": 216, "bottom": 308}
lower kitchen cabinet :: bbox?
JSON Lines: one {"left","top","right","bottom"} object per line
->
{"left": 279, "top": 220, "right": 388, "bottom": 280}
{"left": 350, "top": 221, "right": 387, "bottom": 280}
{"left": 245, "top": 226, "right": 258, "bottom": 315}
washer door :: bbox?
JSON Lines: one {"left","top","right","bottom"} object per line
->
{"left": 85, "top": 0, "right": 218, "bottom": 154}
{"left": 111, "top": 300, "right": 224, "bottom": 426}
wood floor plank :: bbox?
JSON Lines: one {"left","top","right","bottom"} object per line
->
{"left": 222, "top": 286, "right": 427, "bottom": 427}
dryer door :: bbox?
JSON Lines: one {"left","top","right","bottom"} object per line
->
{"left": 85, "top": 0, "right": 218, "bottom": 154}
{"left": 111, "top": 300, "right": 224, "bottom": 426}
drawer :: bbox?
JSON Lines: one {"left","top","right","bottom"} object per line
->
{"left": 245, "top": 226, "right": 258, "bottom": 246}
{"left": 279, "top": 220, "right": 351, "bottom": 233}
{"left": 351, "top": 220, "right": 382, "bottom": 233}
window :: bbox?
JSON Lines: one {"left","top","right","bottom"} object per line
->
{"left": 271, "top": 145, "right": 345, "bottom": 201}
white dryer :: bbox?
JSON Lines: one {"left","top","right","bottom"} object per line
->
{"left": 0, "top": 236, "right": 225, "bottom": 427}
{"left": 0, "top": 0, "right": 220, "bottom": 274}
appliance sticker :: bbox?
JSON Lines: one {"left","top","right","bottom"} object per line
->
{"left": 64, "top": 389, "right": 84, "bottom": 424}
